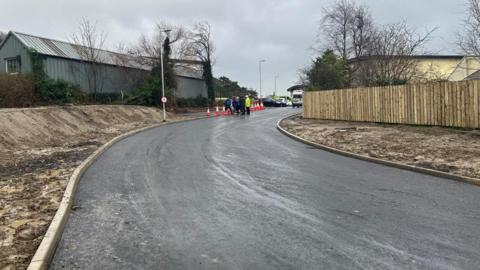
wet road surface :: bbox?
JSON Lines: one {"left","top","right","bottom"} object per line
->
{"left": 51, "top": 108, "right": 480, "bottom": 270}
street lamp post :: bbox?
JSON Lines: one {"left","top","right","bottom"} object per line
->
{"left": 160, "top": 29, "right": 171, "bottom": 122}
{"left": 274, "top": 75, "right": 278, "bottom": 96}
{"left": 259, "top": 59, "right": 266, "bottom": 98}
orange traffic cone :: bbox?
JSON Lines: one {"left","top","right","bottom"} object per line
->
{"left": 206, "top": 108, "right": 211, "bottom": 117}
{"left": 215, "top": 105, "right": 220, "bottom": 117}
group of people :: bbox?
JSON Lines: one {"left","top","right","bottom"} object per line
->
{"left": 224, "top": 96, "right": 252, "bottom": 115}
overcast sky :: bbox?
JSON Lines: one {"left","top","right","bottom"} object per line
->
{"left": 0, "top": 0, "right": 467, "bottom": 95}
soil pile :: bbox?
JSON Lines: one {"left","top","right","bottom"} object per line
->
{"left": 0, "top": 105, "right": 196, "bottom": 269}
{"left": 281, "top": 115, "right": 480, "bottom": 179}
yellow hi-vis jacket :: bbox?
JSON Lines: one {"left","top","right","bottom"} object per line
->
{"left": 245, "top": 97, "right": 251, "bottom": 108}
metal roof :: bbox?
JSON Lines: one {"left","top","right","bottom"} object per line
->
{"left": 10, "top": 31, "right": 149, "bottom": 70}
{"left": 173, "top": 65, "right": 204, "bottom": 80}
{"left": 1, "top": 31, "right": 205, "bottom": 79}
{"left": 286, "top": 85, "right": 306, "bottom": 92}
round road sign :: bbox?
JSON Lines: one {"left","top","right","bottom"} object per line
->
{"left": 161, "top": 96, "right": 167, "bottom": 103}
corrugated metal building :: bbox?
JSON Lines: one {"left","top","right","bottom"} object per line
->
{"left": 0, "top": 31, "right": 208, "bottom": 98}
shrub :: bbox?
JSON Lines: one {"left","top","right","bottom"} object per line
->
{"left": 0, "top": 74, "right": 38, "bottom": 108}
{"left": 126, "top": 75, "right": 172, "bottom": 106}
{"left": 90, "top": 93, "right": 122, "bottom": 104}
{"left": 36, "top": 78, "right": 86, "bottom": 104}
{"left": 177, "top": 95, "right": 209, "bottom": 107}
{"left": 28, "top": 49, "right": 86, "bottom": 104}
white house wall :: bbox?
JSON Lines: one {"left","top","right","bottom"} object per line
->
{"left": 448, "top": 57, "right": 480, "bottom": 81}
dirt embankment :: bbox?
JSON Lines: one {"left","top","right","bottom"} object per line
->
{"left": 281, "top": 115, "right": 480, "bottom": 180}
{"left": 0, "top": 105, "right": 197, "bottom": 269}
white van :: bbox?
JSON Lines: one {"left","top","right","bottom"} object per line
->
{"left": 291, "top": 89, "right": 303, "bottom": 108}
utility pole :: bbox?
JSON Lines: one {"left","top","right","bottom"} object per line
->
{"left": 160, "top": 29, "right": 171, "bottom": 122}
{"left": 259, "top": 59, "right": 266, "bottom": 98}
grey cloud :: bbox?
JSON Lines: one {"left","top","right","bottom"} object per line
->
{"left": 0, "top": 0, "right": 466, "bottom": 95}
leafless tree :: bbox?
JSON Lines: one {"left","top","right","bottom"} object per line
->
{"left": 320, "top": 0, "right": 354, "bottom": 60}
{"left": 132, "top": 21, "right": 215, "bottom": 102}
{"left": 317, "top": 0, "right": 437, "bottom": 87}
{"left": 135, "top": 22, "right": 185, "bottom": 67}
{"left": 355, "top": 22, "right": 436, "bottom": 86}
{"left": 348, "top": 5, "right": 375, "bottom": 75}
{"left": 181, "top": 22, "right": 214, "bottom": 63}
{"left": 181, "top": 22, "right": 216, "bottom": 102}
{"left": 458, "top": 0, "right": 480, "bottom": 56}
{"left": 112, "top": 42, "right": 148, "bottom": 99}
{"left": 71, "top": 18, "right": 108, "bottom": 99}
{"left": 133, "top": 22, "right": 187, "bottom": 106}
{"left": 319, "top": 0, "right": 373, "bottom": 62}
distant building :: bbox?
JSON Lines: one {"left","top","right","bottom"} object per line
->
{"left": 447, "top": 56, "right": 480, "bottom": 81}
{"left": 348, "top": 55, "right": 480, "bottom": 86}
{"left": 0, "top": 31, "right": 207, "bottom": 98}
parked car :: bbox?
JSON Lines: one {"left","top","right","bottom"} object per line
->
{"left": 261, "top": 97, "right": 275, "bottom": 107}
{"left": 278, "top": 98, "right": 292, "bottom": 107}
{"left": 274, "top": 99, "right": 283, "bottom": 107}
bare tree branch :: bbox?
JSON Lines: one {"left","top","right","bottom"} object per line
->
{"left": 458, "top": 0, "right": 480, "bottom": 56}
{"left": 180, "top": 21, "right": 215, "bottom": 64}
{"left": 319, "top": 0, "right": 374, "bottom": 61}
{"left": 180, "top": 21, "right": 216, "bottom": 102}
{"left": 134, "top": 22, "right": 185, "bottom": 67}
{"left": 355, "top": 22, "right": 436, "bottom": 85}
{"left": 71, "top": 18, "right": 108, "bottom": 98}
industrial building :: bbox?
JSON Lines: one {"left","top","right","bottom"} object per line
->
{"left": 0, "top": 31, "right": 208, "bottom": 98}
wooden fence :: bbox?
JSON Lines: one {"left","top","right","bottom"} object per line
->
{"left": 303, "top": 80, "right": 480, "bottom": 129}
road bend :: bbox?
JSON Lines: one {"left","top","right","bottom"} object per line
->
{"left": 51, "top": 108, "right": 480, "bottom": 270}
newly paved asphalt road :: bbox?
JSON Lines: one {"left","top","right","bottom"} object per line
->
{"left": 51, "top": 108, "right": 480, "bottom": 270}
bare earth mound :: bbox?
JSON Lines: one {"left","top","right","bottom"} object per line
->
{"left": 281, "top": 115, "right": 480, "bottom": 180}
{"left": 0, "top": 105, "right": 198, "bottom": 269}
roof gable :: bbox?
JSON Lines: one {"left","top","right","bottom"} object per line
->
{"left": 0, "top": 31, "right": 16, "bottom": 51}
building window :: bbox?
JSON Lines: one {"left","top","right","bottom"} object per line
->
{"left": 5, "top": 57, "right": 21, "bottom": 74}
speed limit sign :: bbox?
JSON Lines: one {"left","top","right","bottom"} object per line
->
{"left": 161, "top": 96, "right": 167, "bottom": 103}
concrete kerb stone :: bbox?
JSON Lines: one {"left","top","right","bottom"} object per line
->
{"left": 276, "top": 114, "right": 480, "bottom": 187}
{"left": 27, "top": 116, "right": 207, "bottom": 270}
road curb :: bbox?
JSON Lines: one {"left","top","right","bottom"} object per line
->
{"left": 27, "top": 116, "right": 206, "bottom": 270}
{"left": 276, "top": 114, "right": 480, "bottom": 187}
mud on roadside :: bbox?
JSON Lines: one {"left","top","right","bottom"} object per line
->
{"left": 0, "top": 105, "right": 200, "bottom": 269}
{"left": 0, "top": 145, "right": 97, "bottom": 269}
{"left": 280, "top": 115, "right": 480, "bottom": 180}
